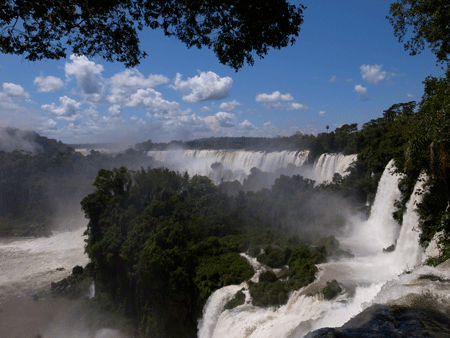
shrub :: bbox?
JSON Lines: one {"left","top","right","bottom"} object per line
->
{"left": 224, "top": 289, "right": 246, "bottom": 310}
{"left": 322, "top": 280, "right": 342, "bottom": 300}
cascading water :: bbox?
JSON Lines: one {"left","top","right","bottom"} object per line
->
{"left": 197, "top": 160, "right": 431, "bottom": 338}
{"left": 148, "top": 150, "right": 310, "bottom": 184}
{"left": 308, "top": 154, "right": 358, "bottom": 184}
{"left": 148, "top": 150, "right": 357, "bottom": 186}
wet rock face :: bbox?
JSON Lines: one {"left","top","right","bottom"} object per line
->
{"left": 304, "top": 304, "right": 450, "bottom": 338}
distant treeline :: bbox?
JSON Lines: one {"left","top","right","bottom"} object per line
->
{"left": 136, "top": 123, "right": 359, "bottom": 160}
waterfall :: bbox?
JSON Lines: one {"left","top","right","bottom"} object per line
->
{"left": 343, "top": 159, "right": 402, "bottom": 255}
{"left": 392, "top": 172, "right": 426, "bottom": 270}
{"left": 147, "top": 150, "right": 357, "bottom": 186}
{"left": 148, "top": 150, "right": 309, "bottom": 184}
{"left": 197, "top": 160, "right": 428, "bottom": 338}
{"left": 308, "top": 154, "right": 357, "bottom": 184}
{"left": 198, "top": 284, "right": 246, "bottom": 338}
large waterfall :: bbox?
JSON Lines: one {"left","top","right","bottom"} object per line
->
{"left": 197, "top": 160, "right": 432, "bottom": 338}
{"left": 148, "top": 150, "right": 356, "bottom": 185}
{"left": 2, "top": 155, "right": 446, "bottom": 337}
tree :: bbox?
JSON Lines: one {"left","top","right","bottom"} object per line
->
{"left": 406, "top": 71, "right": 450, "bottom": 206}
{"left": 0, "top": 0, "right": 305, "bottom": 70}
{"left": 388, "top": 0, "right": 450, "bottom": 65}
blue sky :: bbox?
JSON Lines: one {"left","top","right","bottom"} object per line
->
{"left": 0, "top": 0, "right": 444, "bottom": 145}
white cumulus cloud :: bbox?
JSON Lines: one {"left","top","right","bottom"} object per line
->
{"left": 256, "top": 91, "right": 309, "bottom": 111}
{"left": 126, "top": 88, "right": 182, "bottom": 114}
{"left": 108, "top": 105, "right": 122, "bottom": 117}
{"left": 109, "top": 69, "right": 169, "bottom": 89}
{"left": 218, "top": 100, "right": 242, "bottom": 111}
{"left": 354, "top": 84, "right": 367, "bottom": 97}
{"left": 319, "top": 110, "right": 326, "bottom": 117}
{"left": 2, "top": 83, "right": 30, "bottom": 98}
{"left": 42, "top": 118, "right": 57, "bottom": 130}
{"left": 360, "top": 64, "right": 387, "bottom": 84}
{"left": 287, "top": 102, "right": 309, "bottom": 111}
{"left": 239, "top": 120, "right": 256, "bottom": 131}
{"left": 34, "top": 76, "right": 64, "bottom": 92}
{"left": 256, "top": 91, "right": 294, "bottom": 105}
{"left": 65, "top": 54, "right": 104, "bottom": 95}
{"left": 41, "top": 96, "right": 82, "bottom": 122}
{"left": 215, "top": 112, "right": 237, "bottom": 128}
{"left": 170, "top": 71, "right": 233, "bottom": 102}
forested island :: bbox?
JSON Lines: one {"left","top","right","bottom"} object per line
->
{"left": 1, "top": 69, "right": 450, "bottom": 336}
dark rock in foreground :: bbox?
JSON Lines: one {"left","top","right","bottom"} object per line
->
{"left": 304, "top": 304, "right": 450, "bottom": 338}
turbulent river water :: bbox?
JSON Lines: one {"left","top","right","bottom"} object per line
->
{"left": 1, "top": 153, "right": 448, "bottom": 337}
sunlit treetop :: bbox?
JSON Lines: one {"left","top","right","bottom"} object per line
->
{"left": 0, "top": 0, "right": 305, "bottom": 70}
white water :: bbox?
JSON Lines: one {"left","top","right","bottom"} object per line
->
{"left": 308, "top": 153, "right": 358, "bottom": 184}
{"left": 148, "top": 150, "right": 357, "bottom": 185}
{"left": 198, "top": 161, "right": 434, "bottom": 338}
{"left": 148, "top": 150, "right": 310, "bottom": 184}
{"left": 0, "top": 226, "right": 89, "bottom": 301}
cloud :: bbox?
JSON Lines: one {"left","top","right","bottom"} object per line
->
{"left": 3, "top": 83, "right": 30, "bottom": 98}
{"left": 256, "top": 91, "right": 308, "bottom": 111}
{"left": 126, "top": 88, "right": 183, "bottom": 115}
{"left": 42, "top": 118, "right": 58, "bottom": 130}
{"left": 287, "top": 102, "right": 309, "bottom": 111}
{"left": 218, "top": 100, "right": 242, "bottom": 111}
{"left": 0, "top": 85, "right": 44, "bottom": 130}
{"left": 200, "top": 106, "right": 212, "bottom": 112}
{"left": 262, "top": 121, "right": 279, "bottom": 134}
{"left": 256, "top": 91, "right": 294, "bottom": 105}
{"left": 406, "top": 93, "right": 414, "bottom": 100}
{"left": 109, "top": 69, "right": 169, "bottom": 89}
{"left": 130, "top": 115, "right": 146, "bottom": 125}
{"left": 353, "top": 84, "right": 367, "bottom": 97}
{"left": 360, "top": 64, "right": 387, "bottom": 84}
{"left": 41, "top": 96, "right": 83, "bottom": 122}
{"left": 34, "top": 76, "right": 64, "bottom": 92}
{"left": 65, "top": 54, "right": 104, "bottom": 95}
{"left": 239, "top": 119, "right": 256, "bottom": 131}
{"left": 215, "top": 111, "right": 237, "bottom": 128}
{"left": 170, "top": 71, "right": 233, "bottom": 102}
{"left": 329, "top": 75, "right": 337, "bottom": 82}
{"left": 319, "top": 110, "right": 326, "bottom": 117}
{"left": 108, "top": 105, "right": 122, "bottom": 117}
